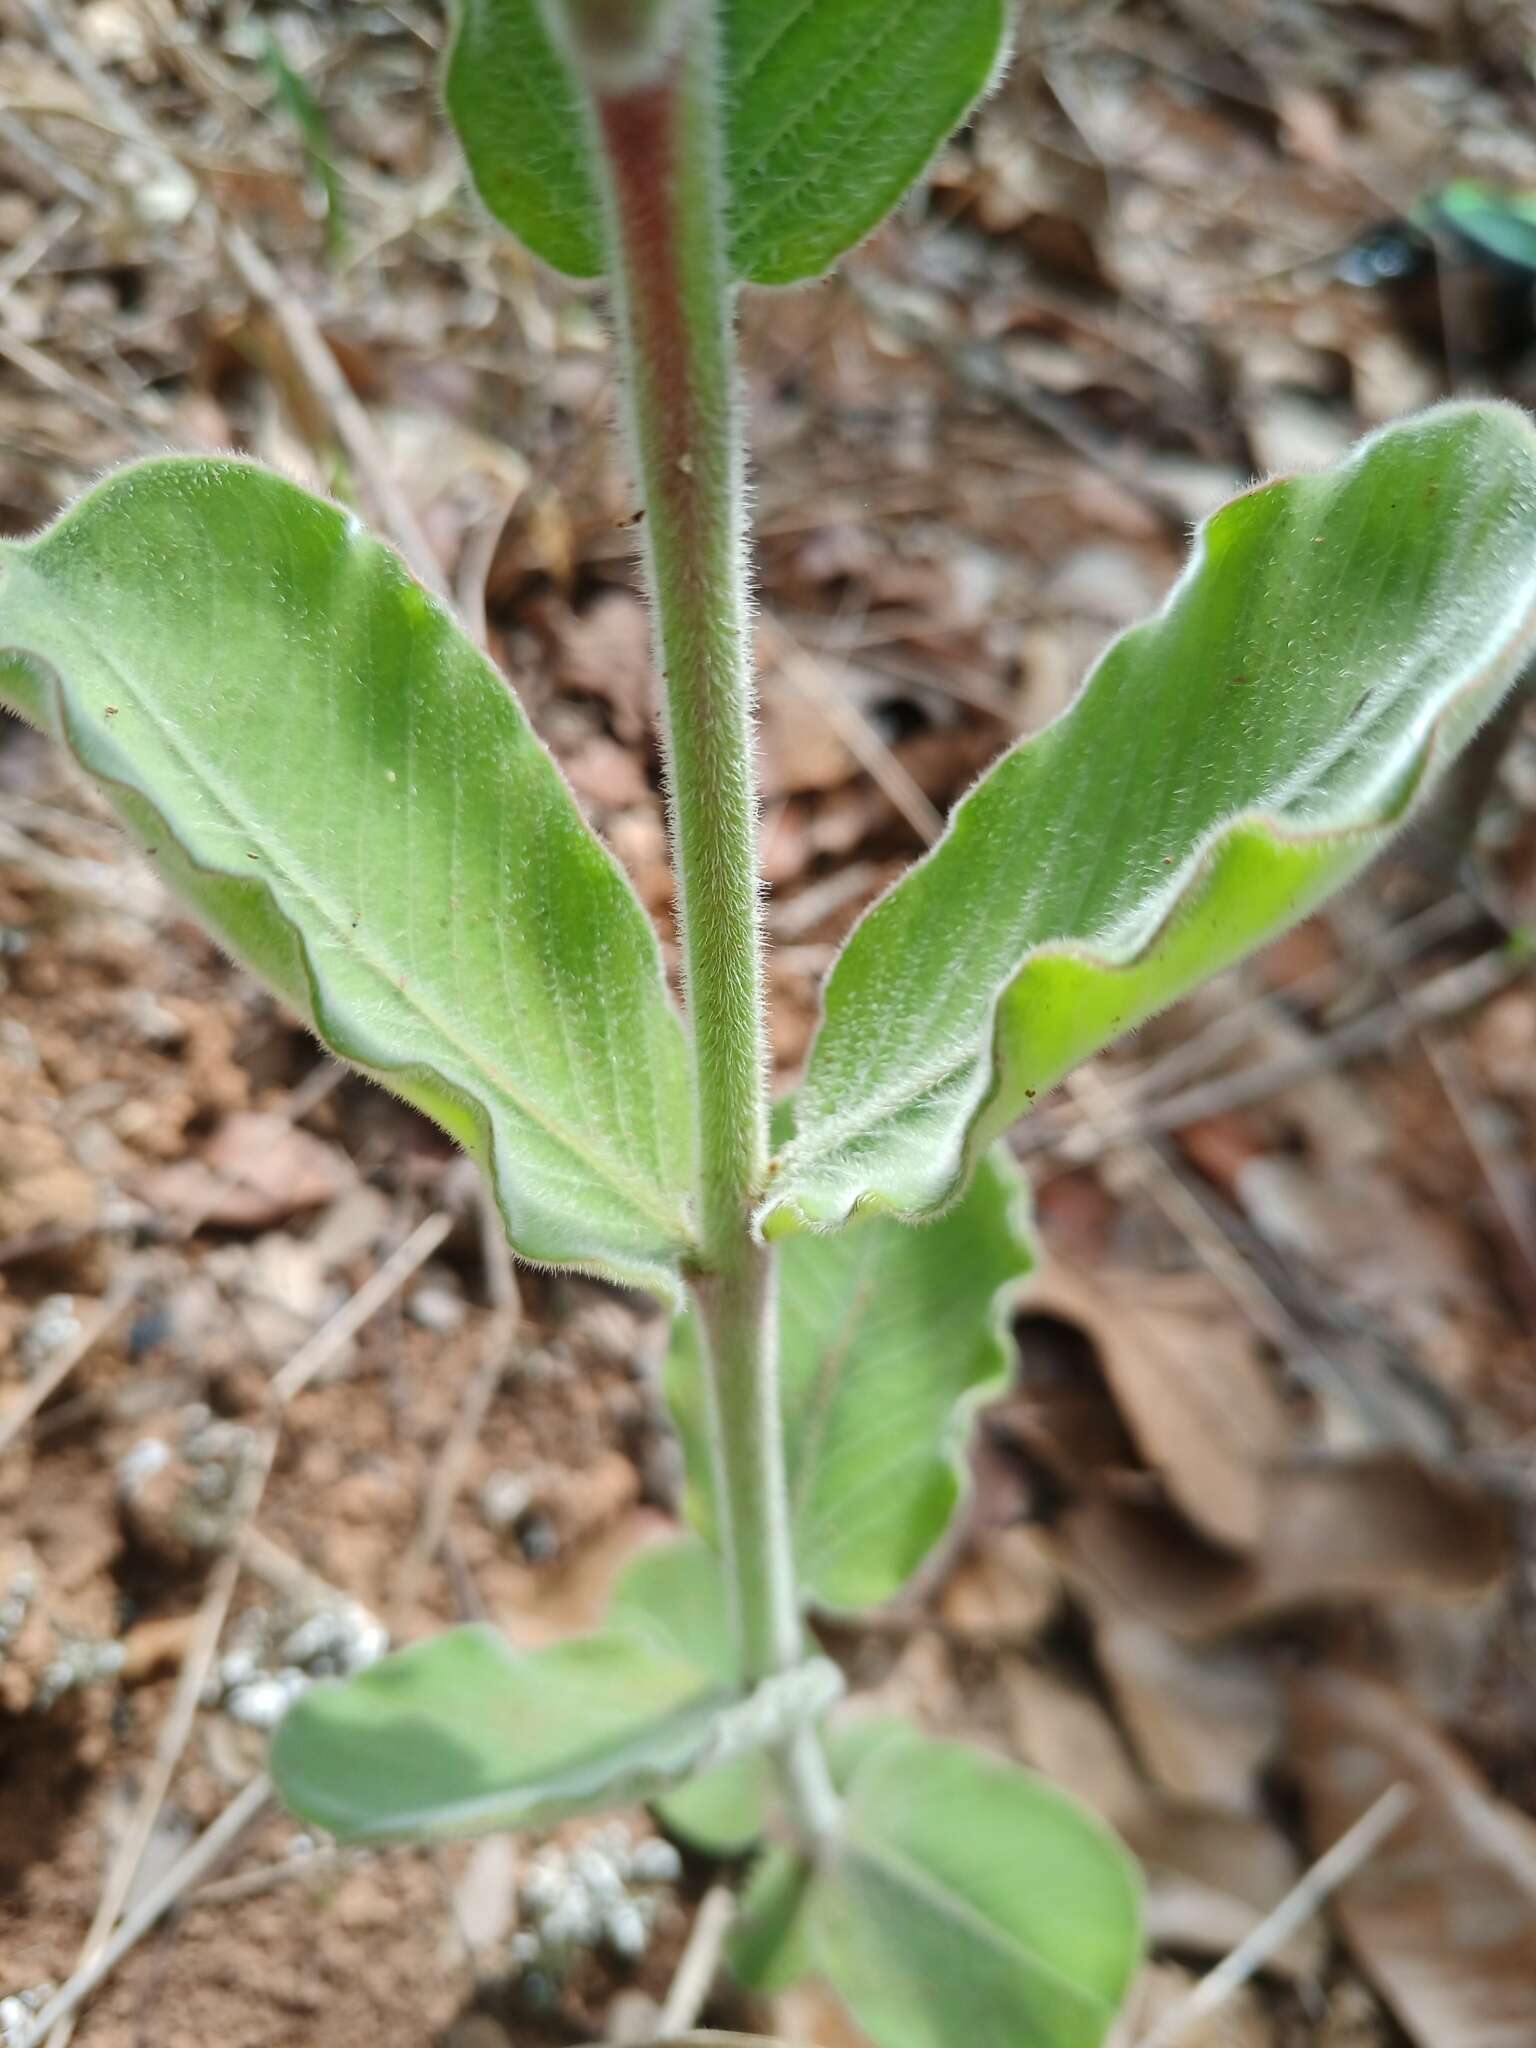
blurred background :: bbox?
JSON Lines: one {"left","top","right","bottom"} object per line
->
{"left": 2, "top": 2, "right": 1535, "bottom": 2044}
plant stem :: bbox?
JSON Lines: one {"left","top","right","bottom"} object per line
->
{"left": 564, "top": 1, "right": 838, "bottom": 1837}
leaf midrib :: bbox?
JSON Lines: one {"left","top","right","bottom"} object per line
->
{"left": 21, "top": 580, "right": 688, "bottom": 1245}
{"left": 834, "top": 1816, "right": 1116, "bottom": 2022}
{"left": 315, "top": 1676, "right": 733, "bottom": 1840}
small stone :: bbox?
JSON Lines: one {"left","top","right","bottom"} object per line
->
{"left": 628, "top": 1836, "right": 682, "bottom": 1885}
{"left": 603, "top": 1898, "right": 650, "bottom": 1959}
{"left": 571, "top": 1844, "right": 624, "bottom": 1903}
{"left": 408, "top": 1281, "right": 465, "bottom": 1333}
{"left": 36, "top": 1636, "right": 124, "bottom": 1710}
{"left": 517, "top": 1513, "right": 559, "bottom": 1565}
{"left": 225, "top": 1668, "right": 307, "bottom": 1729}
{"left": 478, "top": 1469, "right": 533, "bottom": 1530}
{"left": 1, "top": 1985, "right": 56, "bottom": 2048}
{"left": 19, "top": 1295, "right": 82, "bottom": 1372}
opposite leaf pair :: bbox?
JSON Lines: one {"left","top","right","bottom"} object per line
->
{"left": 5, "top": 407, "right": 1532, "bottom": 1308}
{"left": 5, "top": 387, "right": 1536, "bottom": 2048}
{"left": 272, "top": 1538, "right": 1140, "bottom": 2048}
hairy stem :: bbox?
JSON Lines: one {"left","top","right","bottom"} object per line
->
{"left": 591, "top": 35, "right": 762, "bottom": 1263}
{"left": 563, "top": 1, "right": 838, "bottom": 1836}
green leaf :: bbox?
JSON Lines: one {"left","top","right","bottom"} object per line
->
{"left": 445, "top": 0, "right": 1009, "bottom": 285}
{"left": 721, "top": 0, "right": 1009, "bottom": 285}
{"left": 1429, "top": 180, "right": 1536, "bottom": 275}
{"left": 264, "top": 29, "right": 349, "bottom": 259}
{"left": 731, "top": 1843, "right": 817, "bottom": 1993}
{"left": 748, "top": 1725, "right": 1140, "bottom": 2048}
{"left": 669, "top": 1146, "right": 1032, "bottom": 1610}
{"left": 763, "top": 402, "right": 1536, "bottom": 1238}
{"left": 610, "top": 1536, "right": 773, "bottom": 1852}
{"left": 445, "top": 0, "right": 603, "bottom": 280}
{"left": 271, "top": 1624, "right": 734, "bottom": 1842}
{"left": 0, "top": 459, "right": 695, "bottom": 1297}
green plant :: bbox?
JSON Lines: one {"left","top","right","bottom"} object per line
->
{"left": 4, "top": 1, "right": 1536, "bottom": 2040}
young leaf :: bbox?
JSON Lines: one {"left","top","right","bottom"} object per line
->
{"left": 763, "top": 402, "right": 1536, "bottom": 1239}
{"left": 668, "top": 1146, "right": 1033, "bottom": 1609}
{"left": 445, "top": 0, "right": 1009, "bottom": 285}
{"left": 271, "top": 1625, "right": 734, "bottom": 1842}
{"left": 0, "top": 460, "right": 696, "bottom": 1296}
{"left": 722, "top": 0, "right": 1010, "bottom": 285}
{"left": 264, "top": 29, "right": 349, "bottom": 258}
{"left": 445, "top": 0, "right": 603, "bottom": 280}
{"left": 813, "top": 1729, "right": 1142, "bottom": 2048}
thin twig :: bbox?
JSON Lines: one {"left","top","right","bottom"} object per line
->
{"left": 1037, "top": 943, "right": 1524, "bottom": 1167}
{"left": 656, "top": 1885, "right": 737, "bottom": 2038}
{"left": 19, "top": 0, "right": 449, "bottom": 601}
{"left": 185, "top": 1843, "right": 348, "bottom": 1909}
{"left": 43, "top": 1529, "right": 256, "bottom": 2048}
{"left": 0, "top": 196, "right": 79, "bottom": 296}
{"left": 0, "top": 108, "right": 103, "bottom": 205}
{"left": 0, "top": 1275, "right": 138, "bottom": 1457}
{"left": 760, "top": 616, "right": 943, "bottom": 845}
{"left": 1136, "top": 1783, "right": 1415, "bottom": 2048}
{"left": 0, "top": 328, "right": 166, "bottom": 448}
{"left": 846, "top": 270, "right": 1192, "bottom": 538}
{"left": 269, "top": 1210, "right": 453, "bottom": 1404}
{"left": 16, "top": 1774, "right": 274, "bottom": 2048}
{"left": 218, "top": 220, "right": 450, "bottom": 601}
{"left": 393, "top": 1205, "right": 520, "bottom": 1623}
{"left": 1020, "top": 891, "right": 1480, "bottom": 1155}
{"left": 36, "top": 1205, "right": 450, "bottom": 2037}
{"left": 1063, "top": 1067, "right": 1421, "bottom": 1444}
{"left": 393, "top": 1294, "right": 520, "bottom": 1613}
{"left": 1333, "top": 896, "right": 1536, "bottom": 1318}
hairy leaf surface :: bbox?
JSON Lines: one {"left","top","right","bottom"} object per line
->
{"left": 815, "top": 1729, "right": 1141, "bottom": 2048}
{"left": 445, "top": 0, "right": 1008, "bottom": 284}
{"left": 763, "top": 403, "right": 1536, "bottom": 1237}
{"left": 271, "top": 1625, "right": 734, "bottom": 1842}
{"left": 446, "top": 0, "right": 602, "bottom": 278}
{"left": 733, "top": 1722, "right": 1141, "bottom": 2048}
{"left": 610, "top": 1536, "right": 773, "bottom": 1851}
{"left": 720, "top": 0, "right": 1009, "bottom": 284}
{"left": 669, "top": 1147, "right": 1032, "bottom": 1609}
{"left": 0, "top": 460, "right": 695, "bottom": 1295}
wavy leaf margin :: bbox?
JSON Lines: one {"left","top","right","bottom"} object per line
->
{"left": 0, "top": 457, "right": 697, "bottom": 1299}
{"left": 761, "top": 401, "right": 1536, "bottom": 1240}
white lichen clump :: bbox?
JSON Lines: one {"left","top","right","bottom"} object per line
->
{"left": 512, "top": 1822, "right": 683, "bottom": 1998}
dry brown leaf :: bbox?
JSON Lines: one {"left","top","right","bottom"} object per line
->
{"left": 1001, "top": 1659, "right": 1146, "bottom": 1830}
{"left": 757, "top": 653, "right": 859, "bottom": 801}
{"left": 1059, "top": 1452, "right": 1510, "bottom": 1637}
{"left": 139, "top": 1111, "right": 355, "bottom": 1228}
{"left": 498, "top": 1503, "right": 674, "bottom": 1650}
{"left": 1024, "top": 1266, "right": 1292, "bottom": 1551}
{"left": 1091, "top": 1604, "right": 1281, "bottom": 1814}
{"left": 937, "top": 1524, "right": 1060, "bottom": 1643}
{"left": 562, "top": 734, "right": 653, "bottom": 811}
{"left": 1291, "top": 1669, "right": 1536, "bottom": 2048}
{"left": 557, "top": 589, "right": 656, "bottom": 744}
{"left": 1130, "top": 1802, "right": 1325, "bottom": 1982}
{"left": 1002, "top": 1661, "right": 1320, "bottom": 1977}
